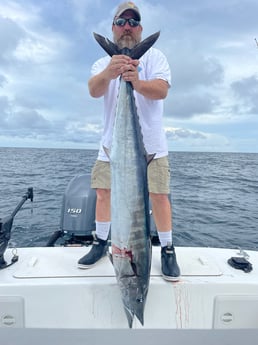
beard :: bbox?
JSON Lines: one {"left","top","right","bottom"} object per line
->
{"left": 115, "top": 31, "right": 141, "bottom": 49}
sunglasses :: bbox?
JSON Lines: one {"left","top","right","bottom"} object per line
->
{"left": 113, "top": 18, "right": 140, "bottom": 27}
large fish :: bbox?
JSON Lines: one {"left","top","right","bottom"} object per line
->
{"left": 93, "top": 32, "right": 160, "bottom": 327}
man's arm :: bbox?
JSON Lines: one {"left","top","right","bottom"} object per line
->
{"left": 88, "top": 71, "right": 111, "bottom": 98}
{"left": 89, "top": 55, "right": 169, "bottom": 100}
{"left": 121, "top": 62, "right": 169, "bottom": 100}
{"left": 132, "top": 79, "right": 169, "bottom": 100}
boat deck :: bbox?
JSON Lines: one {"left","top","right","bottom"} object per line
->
{"left": 0, "top": 246, "right": 258, "bottom": 329}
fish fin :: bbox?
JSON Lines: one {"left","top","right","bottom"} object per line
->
{"left": 93, "top": 31, "right": 160, "bottom": 59}
{"left": 103, "top": 146, "right": 111, "bottom": 160}
{"left": 147, "top": 153, "right": 156, "bottom": 165}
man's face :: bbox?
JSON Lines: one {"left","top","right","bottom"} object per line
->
{"left": 112, "top": 10, "right": 142, "bottom": 49}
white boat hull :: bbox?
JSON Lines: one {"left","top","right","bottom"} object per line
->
{"left": 0, "top": 246, "right": 258, "bottom": 329}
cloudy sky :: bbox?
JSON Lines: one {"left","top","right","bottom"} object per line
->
{"left": 0, "top": 0, "right": 257, "bottom": 152}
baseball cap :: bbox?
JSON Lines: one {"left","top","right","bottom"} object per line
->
{"left": 114, "top": 2, "right": 141, "bottom": 21}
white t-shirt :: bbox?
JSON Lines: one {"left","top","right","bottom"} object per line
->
{"left": 91, "top": 47, "right": 171, "bottom": 161}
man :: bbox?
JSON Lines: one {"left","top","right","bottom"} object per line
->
{"left": 78, "top": 2, "right": 180, "bottom": 281}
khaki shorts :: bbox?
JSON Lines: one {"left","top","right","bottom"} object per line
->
{"left": 91, "top": 156, "right": 170, "bottom": 194}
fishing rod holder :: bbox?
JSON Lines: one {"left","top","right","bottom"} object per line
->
{"left": 0, "top": 187, "right": 33, "bottom": 269}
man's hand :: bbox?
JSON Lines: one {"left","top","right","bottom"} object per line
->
{"left": 120, "top": 58, "right": 139, "bottom": 83}
{"left": 88, "top": 55, "right": 139, "bottom": 98}
{"left": 106, "top": 55, "right": 139, "bottom": 81}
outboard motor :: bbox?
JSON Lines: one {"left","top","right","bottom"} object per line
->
{"left": 60, "top": 174, "right": 96, "bottom": 237}
{"left": 46, "top": 173, "right": 162, "bottom": 246}
{"left": 0, "top": 187, "right": 33, "bottom": 269}
{"left": 46, "top": 174, "right": 96, "bottom": 246}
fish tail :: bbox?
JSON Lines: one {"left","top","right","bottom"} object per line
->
{"left": 93, "top": 31, "right": 160, "bottom": 59}
{"left": 130, "top": 32, "right": 160, "bottom": 59}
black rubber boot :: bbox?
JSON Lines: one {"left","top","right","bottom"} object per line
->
{"left": 161, "top": 243, "right": 180, "bottom": 281}
{"left": 78, "top": 235, "right": 108, "bottom": 269}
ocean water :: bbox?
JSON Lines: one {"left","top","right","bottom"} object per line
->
{"left": 0, "top": 147, "right": 257, "bottom": 250}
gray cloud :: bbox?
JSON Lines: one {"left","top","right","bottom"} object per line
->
{"left": 7, "top": 109, "right": 51, "bottom": 130}
{"left": 231, "top": 75, "right": 258, "bottom": 114}
{"left": 171, "top": 54, "right": 224, "bottom": 92}
{"left": 0, "top": 96, "right": 9, "bottom": 126}
{"left": 166, "top": 92, "right": 219, "bottom": 119}
{"left": 0, "top": 16, "right": 24, "bottom": 63}
{"left": 0, "top": 0, "right": 257, "bottom": 152}
{"left": 166, "top": 128, "right": 206, "bottom": 141}
{"left": 0, "top": 95, "right": 9, "bottom": 110}
{"left": 0, "top": 74, "right": 7, "bottom": 87}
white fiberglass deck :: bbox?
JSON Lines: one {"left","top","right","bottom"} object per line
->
{"left": 0, "top": 246, "right": 258, "bottom": 329}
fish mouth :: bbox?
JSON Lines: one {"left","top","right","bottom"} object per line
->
{"left": 123, "top": 292, "right": 145, "bottom": 327}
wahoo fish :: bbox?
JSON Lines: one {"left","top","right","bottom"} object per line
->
{"left": 93, "top": 32, "right": 160, "bottom": 327}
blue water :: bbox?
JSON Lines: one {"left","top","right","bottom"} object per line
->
{"left": 0, "top": 148, "right": 257, "bottom": 250}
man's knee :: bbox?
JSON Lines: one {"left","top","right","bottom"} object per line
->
{"left": 96, "top": 188, "right": 110, "bottom": 202}
{"left": 150, "top": 192, "right": 169, "bottom": 204}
